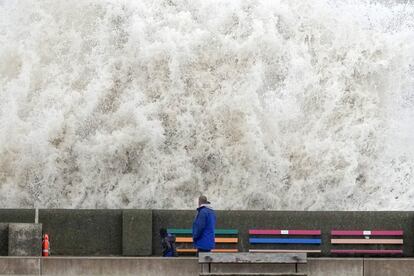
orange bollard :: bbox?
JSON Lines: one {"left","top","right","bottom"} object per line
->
{"left": 42, "top": 234, "right": 50, "bottom": 256}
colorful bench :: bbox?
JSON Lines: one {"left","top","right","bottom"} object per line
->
{"left": 330, "top": 230, "right": 404, "bottom": 255}
{"left": 167, "top": 228, "right": 239, "bottom": 254}
{"left": 249, "top": 229, "right": 322, "bottom": 254}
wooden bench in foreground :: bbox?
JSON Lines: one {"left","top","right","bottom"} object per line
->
{"left": 198, "top": 252, "right": 307, "bottom": 276}
{"left": 330, "top": 229, "right": 404, "bottom": 255}
{"left": 168, "top": 228, "right": 239, "bottom": 254}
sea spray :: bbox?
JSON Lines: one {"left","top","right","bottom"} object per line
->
{"left": 0, "top": 0, "right": 413, "bottom": 209}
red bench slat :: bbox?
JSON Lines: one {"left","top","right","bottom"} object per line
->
{"left": 331, "top": 249, "right": 403, "bottom": 254}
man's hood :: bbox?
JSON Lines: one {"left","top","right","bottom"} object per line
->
{"left": 198, "top": 203, "right": 214, "bottom": 210}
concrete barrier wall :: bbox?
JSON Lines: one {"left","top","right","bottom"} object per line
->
{"left": 363, "top": 258, "right": 414, "bottom": 276}
{"left": 299, "top": 258, "right": 363, "bottom": 276}
{"left": 0, "top": 257, "right": 40, "bottom": 275}
{"left": 122, "top": 209, "right": 152, "bottom": 256}
{"left": 0, "top": 257, "right": 413, "bottom": 276}
{"left": 0, "top": 210, "right": 35, "bottom": 223}
{"left": 0, "top": 210, "right": 35, "bottom": 256}
{"left": 39, "top": 209, "right": 123, "bottom": 255}
{"left": 42, "top": 257, "right": 199, "bottom": 276}
{"left": 1, "top": 209, "right": 414, "bottom": 256}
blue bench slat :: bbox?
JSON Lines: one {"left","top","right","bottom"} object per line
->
{"left": 249, "top": 238, "right": 321, "bottom": 244}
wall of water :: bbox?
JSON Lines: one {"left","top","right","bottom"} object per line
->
{"left": 0, "top": 0, "right": 413, "bottom": 209}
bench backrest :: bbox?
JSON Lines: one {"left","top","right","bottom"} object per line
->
{"left": 167, "top": 228, "right": 239, "bottom": 254}
{"left": 248, "top": 229, "right": 322, "bottom": 254}
{"left": 330, "top": 229, "right": 404, "bottom": 255}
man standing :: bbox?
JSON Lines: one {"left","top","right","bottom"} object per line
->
{"left": 192, "top": 195, "right": 216, "bottom": 253}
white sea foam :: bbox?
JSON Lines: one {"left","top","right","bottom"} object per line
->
{"left": 0, "top": 0, "right": 413, "bottom": 209}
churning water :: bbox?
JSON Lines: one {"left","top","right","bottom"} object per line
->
{"left": 0, "top": 0, "right": 413, "bottom": 209}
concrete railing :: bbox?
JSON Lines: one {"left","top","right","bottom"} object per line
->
{"left": 0, "top": 257, "right": 413, "bottom": 276}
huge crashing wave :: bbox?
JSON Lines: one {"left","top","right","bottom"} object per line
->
{"left": 0, "top": 0, "right": 413, "bottom": 209}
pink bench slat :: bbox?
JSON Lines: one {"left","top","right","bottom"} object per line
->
{"left": 331, "top": 230, "right": 403, "bottom": 236}
{"left": 331, "top": 249, "right": 403, "bottom": 254}
{"left": 249, "top": 229, "right": 321, "bottom": 235}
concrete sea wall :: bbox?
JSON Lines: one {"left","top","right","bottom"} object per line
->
{"left": 0, "top": 209, "right": 414, "bottom": 256}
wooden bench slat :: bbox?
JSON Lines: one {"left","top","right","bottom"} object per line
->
{"left": 331, "top": 249, "right": 403, "bottom": 254}
{"left": 250, "top": 238, "right": 321, "bottom": 244}
{"left": 176, "top": 237, "right": 238, "bottom": 243}
{"left": 249, "top": 249, "right": 321, "bottom": 253}
{"left": 168, "top": 229, "right": 238, "bottom": 235}
{"left": 177, "top": 248, "right": 239, "bottom": 253}
{"left": 211, "top": 249, "right": 239, "bottom": 253}
{"left": 198, "top": 252, "right": 307, "bottom": 264}
{"left": 249, "top": 229, "right": 321, "bottom": 235}
{"left": 331, "top": 230, "right": 403, "bottom": 236}
{"left": 331, "top": 238, "right": 403, "bottom": 244}
{"left": 177, "top": 248, "right": 197, "bottom": 253}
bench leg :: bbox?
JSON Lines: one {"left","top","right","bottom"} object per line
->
{"left": 200, "top": 263, "right": 210, "bottom": 273}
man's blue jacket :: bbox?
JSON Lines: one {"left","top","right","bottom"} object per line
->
{"left": 192, "top": 204, "right": 216, "bottom": 251}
